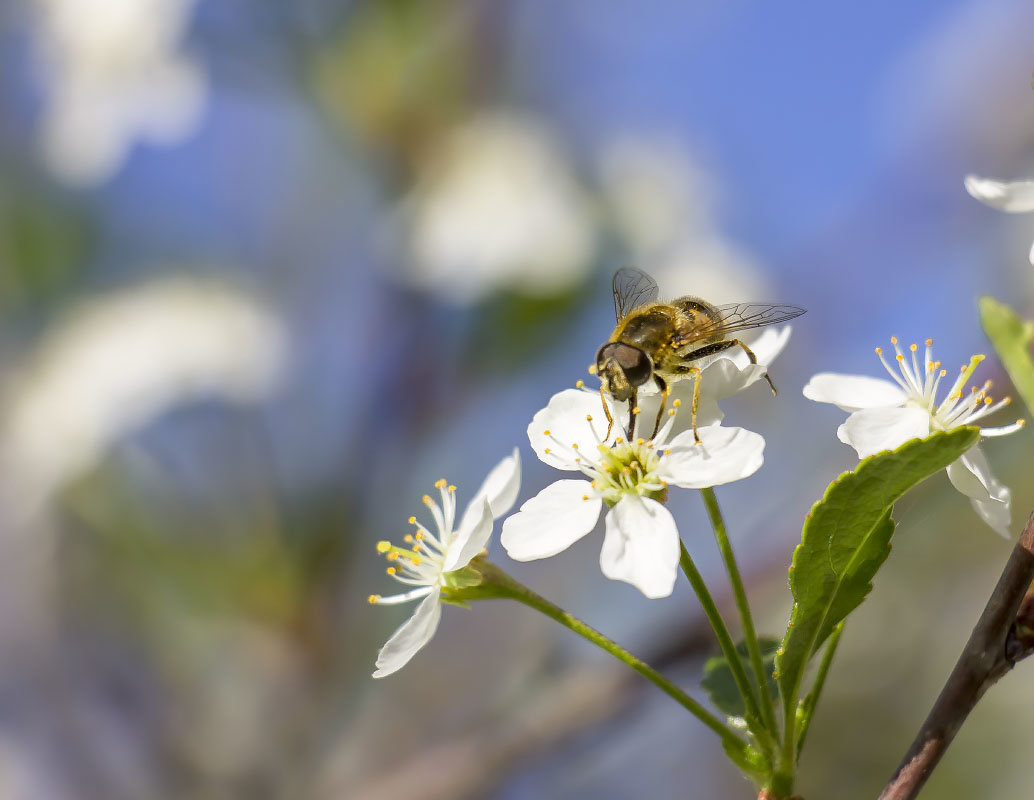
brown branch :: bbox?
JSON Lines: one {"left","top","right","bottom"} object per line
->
{"left": 878, "top": 508, "right": 1034, "bottom": 800}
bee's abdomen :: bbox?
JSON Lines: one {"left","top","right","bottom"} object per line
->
{"left": 614, "top": 308, "right": 674, "bottom": 349}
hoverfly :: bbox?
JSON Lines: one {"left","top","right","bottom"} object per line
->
{"left": 595, "top": 267, "right": 806, "bottom": 441}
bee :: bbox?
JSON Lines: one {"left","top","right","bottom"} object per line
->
{"left": 595, "top": 267, "right": 806, "bottom": 441}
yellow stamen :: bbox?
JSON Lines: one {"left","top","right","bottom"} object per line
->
{"left": 376, "top": 541, "right": 391, "bottom": 553}
{"left": 588, "top": 365, "right": 597, "bottom": 375}
{"left": 434, "top": 478, "right": 446, "bottom": 489}
{"left": 576, "top": 380, "right": 585, "bottom": 389}
{"left": 386, "top": 567, "right": 396, "bottom": 575}
{"left": 582, "top": 495, "right": 589, "bottom": 501}
{"left": 586, "top": 414, "right": 593, "bottom": 422}
{"left": 910, "top": 343, "right": 917, "bottom": 352}
{"left": 368, "top": 594, "right": 380, "bottom": 604}
{"left": 448, "top": 485, "right": 456, "bottom": 492}
{"left": 875, "top": 347, "right": 883, "bottom": 355}
{"left": 890, "top": 336, "right": 898, "bottom": 344}
{"left": 408, "top": 516, "right": 417, "bottom": 525}
{"left": 637, "top": 438, "right": 645, "bottom": 445}
{"left": 672, "top": 399, "right": 682, "bottom": 408}
{"left": 632, "top": 406, "right": 641, "bottom": 415}
{"left": 543, "top": 429, "right": 551, "bottom": 436}
{"left": 387, "top": 552, "right": 399, "bottom": 561}
{"left": 925, "top": 338, "right": 933, "bottom": 346}
{"left": 896, "top": 354, "right": 904, "bottom": 362}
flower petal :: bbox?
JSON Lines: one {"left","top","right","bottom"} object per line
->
{"left": 965, "top": 176, "right": 1034, "bottom": 213}
{"left": 803, "top": 373, "right": 907, "bottom": 411}
{"left": 946, "top": 446, "right": 1012, "bottom": 537}
{"left": 443, "top": 497, "right": 493, "bottom": 572}
{"left": 466, "top": 448, "right": 522, "bottom": 520}
{"left": 372, "top": 588, "right": 443, "bottom": 678}
{"left": 528, "top": 389, "right": 615, "bottom": 470}
{"left": 836, "top": 406, "right": 930, "bottom": 458}
{"left": 599, "top": 496, "right": 679, "bottom": 598}
{"left": 661, "top": 425, "right": 765, "bottom": 488}
{"left": 500, "top": 479, "right": 602, "bottom": 560}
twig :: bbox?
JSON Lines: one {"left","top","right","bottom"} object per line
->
{"left": 878, "top": 508, "right": 1034, "bottom": 800}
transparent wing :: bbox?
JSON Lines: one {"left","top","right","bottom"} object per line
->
{"left": 675, "top": 302, "right": 806, "bottom": 346}
{"left": 612, "top": 267, "right": 659, "bottom": 321}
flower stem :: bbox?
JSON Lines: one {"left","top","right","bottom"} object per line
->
{"left": 476, "top": 561, "right": 747, "bottom": 751}
{"left": 700, "top": 487, "right": 780, "bottom": 736}
{"left": 678, "top": 540, "right": 764, "bottom": 725}
{"left": 795, "top": 621, "right": 844, "bottom": 755}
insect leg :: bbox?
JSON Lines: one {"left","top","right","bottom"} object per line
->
{"left": 680, "top": 339, "right": 778, "bottom": 395}
{"left": 650, "top": 375, "right": 669, "bottom": 440}
{"left": 600, "top": 385, "right": 615, "bottom": 440}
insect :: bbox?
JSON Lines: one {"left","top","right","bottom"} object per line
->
{"left": 595, "top": 267, "right": 806, "bottom": 442}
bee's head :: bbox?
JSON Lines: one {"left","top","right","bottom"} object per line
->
{"left": 595, "top": 342, "right": 653, "bottom": 401}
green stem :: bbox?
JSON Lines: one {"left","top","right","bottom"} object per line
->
{"left": 700, "top": 487, "right": 780, "bottom": 736}
{"left": 479, "top": 562, "right": 747, "bottom": 751}
{"left": 678, "top": 540, "right": 763, "bottom": 725}
{"left": 795, "top": 621, "right": 844, "bottom": 755}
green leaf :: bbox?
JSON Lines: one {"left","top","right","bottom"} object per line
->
{"left": 979, "top": 295, "right": 1034, "bottom": 417}
{"left": 702, "top": 637, "right": 781, "bottom": 719}
{"left": 775, "top": 428, "right": 980, "bottom": 715}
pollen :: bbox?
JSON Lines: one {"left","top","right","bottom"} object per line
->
{"left": 376, "top": 541, "right": 391, "bottom": 553}
{"left": 926, "top": 338, "right": 933, "bottom": 347}
{"left": 576, "top": 380, "right": 585, "bottom": 389}
{"left": 571, "top": 442, "right": 579, "bottom": 449}
{"left": 543, "top": 429, "right": 551, "bottom": 436}
{"left": 434, "top": 478, "right": 447, "bottom": 489}
{"left": 890, "top": 336, "right": 899, "bottom": 344}
{"left": 939, "top": 369, "right": 947, "bottom": 377}
{"left": 1004, "top": 397, "right": 1012, "bottom": 406}
{"left": 632, "top": 406, "right": 641, "bottom": 415}
{"left": 386, "top": 567, "right": 396, "bottom": 576}
{"left": 672, "top": 399, "right": 682, "bottom": 408}
{"left": 368, "top": 594, "right": 380, "bottom": 604}
{"left": 386, "top": 552, "right": 399, "bottom": 561}
{"left": 448, "top": 485, "right": 456, "bottom": 492}
{"left": 910, "top": 343, "right": 917, "bottom": 352}
{"left": 588, "top": 364, "right": 597, "bottom": 375}
{"left": 582, "top": 495, "right": 589, "bottom": 501}
{"left": 875, "top": 347, "right": 883, "bottom": 355}
{"left": 586, "top": 414, "right": 593, "bottom": 422}
{"left": 544, "top": 447, "right": 551, "bottom": 455}
{"left": 896, "top": 354, "right": 904, "bottom": 362}
{"left": 984, "top": 397, "right": 992, "bottom": 405}
{"left": 408, "top": 516, "right": 417, "bottom": 525}
{"left": 403, "top": 534, "right": 413, "bottom": 543}
{"left": 1019, "top": 419, "right": 1026, "bottom": 427}
{"left": 414, "top": 531, "right": 424, "bottom": 541}
{"left": 422, "top": 494, "right": 432, "bottom": 506}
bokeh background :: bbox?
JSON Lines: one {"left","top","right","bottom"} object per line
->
{"left": 0, "top": 1, "right": 1032, "bottom": 798}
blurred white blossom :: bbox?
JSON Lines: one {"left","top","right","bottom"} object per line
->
{"left": 597, "top": 136, "right": 770, "bottom": 302}
{"left": 33, "top": 0, "right": 206, "bottom": 185}
{"left": 402, "top": 113, "right": 595, "bottom": 303}
{"left": 0, "top": 276, "right": 286, "bottom": 517}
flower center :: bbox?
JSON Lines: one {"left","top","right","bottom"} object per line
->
{"left": 593, "top": 437, "right": 668, "bottom": 506}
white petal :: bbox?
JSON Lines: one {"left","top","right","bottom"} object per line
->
{"left": 946, "top": 446, "right": 1012, "bottom": 537}
{"left": 745, "top": 325, "right": 792, "bottom": 366}
{"left": 802, "top": 373, "right": 907, "bottom": 411}
{"left": 836, "top": 407, "right": 930, "bottom": 458}
{"left": 965, "top": 176, "right": 1034, "bottom": 213}
{"left": 1029, "top": 237, "right": 1034, "bottom": 267}
{"left": 661, "top": 425, "right": 765, "bottom": 488}
{"left": 467, "top": 448, "right": 522, "bottom": 519}
{"left": 443, "top": 497, "right": 493, "bottom": 572}
{"left": 528, "top": 389, "right": 615, "bottom": 470}
{"left": 599, "top": 496, "right": 679, "bottom": 598}
{"left": 372, "top": 588, "right": 443, "bottom": 678}
{"left": 500, "top": 480, "right": 602, "bottom": 560}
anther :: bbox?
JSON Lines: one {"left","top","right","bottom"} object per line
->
{"left": 875, "top": 347, "right": 883, "bottom": 354}
{"left": 1018, "top": 419, "right": 1026, "bottom": 427}
{"left": 422, "top": 494, "right": 432, "bottom": 505}
{"left": 925, "top": 338, "right": 933, "bottom": 347}
{"left": 414, "top": 532, "right": 424, "bottom": 541}
{"left": 448, "top": 485, "right": 456, "bottom": 492}
{"left": 403, "top": 534, "right": 413, "bottom": 543}
{"left": 582, "top": 495, "right": 589, "bottom": 501}
{"left": 632, "top": 406, "right": 641, "bottom": 415}
{"left": 576, "top": 380, "right": 585, "bottom": 389}
{"left": 408, "top": 516, "right": 417, "bottom": 525}
{"left": 588, "top": 365, "right": 597, "bottom": 375}
{"left": 637, "top": 438, "right": 645, "bottom": 445}
{"left": 939, "top": 369, "right": 947, "bottom": 377}
{"left": 984, "top": 397, "right": 992, "bottom": 405}
{"left": 544, "top": 447, "right": 551, "bottom": 455}
{"left": 896, "top": 354, "right": 904, "bottom": 362}
{"left": 386, "top": 567, "right": 396, "bottom": 575}
{"left": 891, "top": 336, "right": 898, "bottom": 344}
{"left": 543, "top": 429, "right": 551, "bottom": 436}
{"left": 571, "top": 442, "right": 579, "bottom": 449}
{"left": 586, "top": 414, "right": 593, "bottom": 422}
{"left": 387, "top": 552, "right": 399, "bottom": 561}
{"left": 434, "top": 478, "right": 446, "bottom": 489}
{"left": 672, "top": 399, "right": 682, "bottom": 408}
{"left": 910, "top": 343, "right": 917, "bottom": 351}
{"left": 376, "top": 541, "right": 391, "bottom": 553}
{"left": 1004, "top": 397, "right": 1012, "bottom": 405}
{"left": 368, "top": 594, "right": 380, "bottom": 604}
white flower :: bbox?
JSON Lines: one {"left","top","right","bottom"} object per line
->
{"left": 803, "top": 337, "right": 1024, "bottom": 536}
{"left": 369, "top": 450, "right": 521, "bottom": 678}
{"left": 401, "top": 112, "right": 594, "bottom": 304}
{"left": 500, "top": 389, "right": 764, "bottom": 598}
{"left": 965, "top": 175, "right": 1034, "bottom": 265}
{"left": 33, "top": 0, "right": 206, "bottom": 185}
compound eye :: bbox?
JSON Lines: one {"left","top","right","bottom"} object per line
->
{"left": 598, "top": 342, "right": 651, "bottom": 387}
